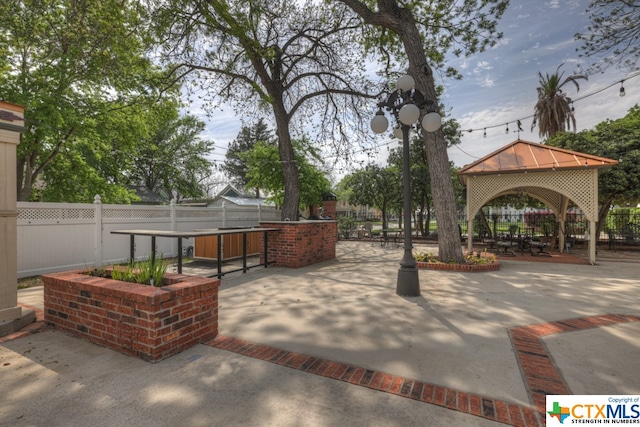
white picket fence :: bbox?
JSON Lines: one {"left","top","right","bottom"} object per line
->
{"left": 16, "top": 196, "right": 281, "bottom": 278}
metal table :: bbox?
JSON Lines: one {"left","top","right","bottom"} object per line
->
{"left": 111, "top": 228, "right": 280, "bottom": 277}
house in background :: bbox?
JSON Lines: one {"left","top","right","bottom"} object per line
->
{"left": 129, "top": 185, "right": 170, "bottom": 205}
{"left": 206, "top": 184, "right": 274, "bottom": 208}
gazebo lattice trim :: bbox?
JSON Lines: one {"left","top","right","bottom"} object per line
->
{"left": 466, "top": 169, "right": 598, "bottom": 222}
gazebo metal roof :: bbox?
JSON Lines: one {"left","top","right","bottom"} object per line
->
{"left": 458, "top": 139, "right": 618, "bottom": 177}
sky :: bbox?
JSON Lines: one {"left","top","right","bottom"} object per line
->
{"left": 192, "top": 0, "right": 639, "bottom": 186}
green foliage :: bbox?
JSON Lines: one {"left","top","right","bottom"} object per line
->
{"left": 109, "top": 253, "right": 168, "bottom": 287}
{"left": 414, "top": 251, "right": 439, "bottom": 263}
{"left": 223, "top": 119, "right": 275, "bottom": 196}
{"left": 547, "top": 105, "right": 640, "bottom": 207}
{"left": 532, "top": 64, "right": 587, "bottom": 139}
{"left": 0, "top": 0, "right": 176, "bottom": 202}
{"left": 414, "top": 250, "right": 496, "bottom": 265}
{"left": 338, "top": 215, "right": 357, "bottom": 238}
{"left": 244, "top": 138, "right": 332, "bottom": 210}
{"left": 129, "top": 109, "right": 215, "bottom": 202}
{"left": 340, "top": 164, "right": 400, "bottom": 231}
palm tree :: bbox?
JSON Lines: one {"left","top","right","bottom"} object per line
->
{"left": 532, "top": 64, "right": 587, "bottom": 139}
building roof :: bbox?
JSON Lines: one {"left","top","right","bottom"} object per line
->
{"left": 217, "top": 195, "right": 273, "bottom": 207}
{"left": 457, "top": 139, "right": 618, "bottom": 176}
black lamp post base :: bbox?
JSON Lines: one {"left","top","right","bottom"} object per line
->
{"left": 396, "top": 267, "right": 420, "bottom": 296}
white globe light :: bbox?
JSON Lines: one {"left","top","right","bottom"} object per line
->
{"left": 422, "top": 112, "right": 442, "bottom": 132}
{"left": 393, "top": 127, "right": 403, "bottom": 140}
{"left": 396, "top": 75, "right": 415, "bottom": 92}
{"left": 398, "top": 103, "right": 420, "bottom": 125}
{"left": 370, "top": 114, "right": 389, "bottom": 134}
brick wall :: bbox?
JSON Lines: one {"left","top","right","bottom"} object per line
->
{"left": 42, "top": 270, "right": 219, "bottom": 362}
{"left": 259, "top": 220, "right": 338, "bottom": 268}
{"left": 322, "top": 199, "right": 337, "bottom": 219}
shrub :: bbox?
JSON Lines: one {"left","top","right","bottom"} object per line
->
{"left": 414, "top": 250, "right": 496, "bottom": 265}
{"left": 94, "top": 253, "right": 168, "bottom": 287}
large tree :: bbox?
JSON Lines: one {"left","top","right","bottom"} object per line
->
{"left": 151, "top": 0, "right": 375, "bottom": 220}
{"left": 334, "top": 0, "right": 508, "bottom": 263}
{"left": 244, "top": 139, "right": 332, "bottom": 211}
{"left": 575, "top": 0, "right": 640, "bottom": 72}
{"left": 531, "top": 64, "right": 588, "bottom": 139}
{"left": 130, "top": 110, "right": 215, "bottom": 202}
{"left": 0, "top": 0, "right": 168, "bottom": 201}
{"left": 341, "top": 164, "right": 401, "bottom": 233}
{"left": 222, "top": 119, "right": 275, "bottom": 197}
{"left": 546, "top": 105, "right": 640, "bottom": 237}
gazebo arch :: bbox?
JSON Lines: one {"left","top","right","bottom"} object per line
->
{"left": 457, "top": 140, "right": 618, "bottom": 264}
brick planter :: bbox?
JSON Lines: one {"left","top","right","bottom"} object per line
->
{"left": 42, "top": 270, "right": 220, "bottom": 362}
{"left": 259, "top": 220, "right": 338, "bottom": 268}
{"left": 417, "top": 261, "right": 500, "bottom": 272}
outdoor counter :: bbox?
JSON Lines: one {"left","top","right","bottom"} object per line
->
{"left": 111, "top": 228, "right": 280, "bottom": 276}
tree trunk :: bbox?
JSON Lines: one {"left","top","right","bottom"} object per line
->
{"left": 17, "top": 157, "right": 34, "bottom": 201}
{"left": 596, "top": 197, "right": 615, "bottom": 241}
{"left": 477, "top": 209, "right": 492, "bottom": 239}
{"left": 272, "top": 101, "right": 300, "bottom": 221}
{"left": 401, "top": 33, "right": 465, "bottom": 263}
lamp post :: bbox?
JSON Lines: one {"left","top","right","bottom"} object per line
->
{"left": 370, "top": 75, "right": 442, "bottom": 297}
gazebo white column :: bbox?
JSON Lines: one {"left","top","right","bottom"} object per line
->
{"left": 0, "top": 101, "right": 33, "bottom": 335}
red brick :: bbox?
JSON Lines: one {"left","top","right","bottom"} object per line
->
{"left": 433, "top": 386, "right": 445, "bottom": 406}
{"left": 469, "top": 394, "right": 482, "bottom": 416}
{"left": 377, "top": 374, "right": 394, "bottom": 391}
{"left": 421, "top": 384, "right": 435, "bottom": 403}
{"left": 444, "top": 388, "right": 457, "bottom": 409}
{"left": 509, "top": 404, "right": 526, "bottom": 427}
{"left": 495, "top": 400, "right": 510, "bottom": 423}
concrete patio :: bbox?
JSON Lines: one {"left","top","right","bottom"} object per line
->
{"left": 2, "top": 241, "right": 639, "bottom": 426}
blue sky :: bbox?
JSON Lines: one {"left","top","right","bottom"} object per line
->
{"left": 194, "top": 0, "right": 639, "bottom": 184}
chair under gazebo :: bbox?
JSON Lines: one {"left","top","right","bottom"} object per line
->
{"left": 457, "top": 139, "right": 618, "bottom": 264}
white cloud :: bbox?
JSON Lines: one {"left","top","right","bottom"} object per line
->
{"left": 478, "top": 76, "right": 496, "bottom": 88}
{"left": 474, "top": 61, "right": 493, "bottom": 72}
{"left": 546, "top": 0, "right": 560, "bottom": 9}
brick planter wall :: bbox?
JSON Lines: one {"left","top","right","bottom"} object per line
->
{"left": 42, "top": 270, "right": 220, "bottom": 362}
{"left": 259, "top": 220, "right": 338, "bottom": 268}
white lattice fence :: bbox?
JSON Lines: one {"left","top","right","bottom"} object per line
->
{"left": 17, "top": 200, "right": 280, "bottom": 278}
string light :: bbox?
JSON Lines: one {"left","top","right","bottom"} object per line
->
{"left": 459, "top": 70, "right": 640, "bottom": 137}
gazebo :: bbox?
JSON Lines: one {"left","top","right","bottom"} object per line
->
{"left": 457, "top": 139, "right": 618, "bottom": 264}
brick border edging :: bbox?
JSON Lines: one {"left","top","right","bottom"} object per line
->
{"left": 417, "top": 261, "right": 500, "bottom": 272}
{"left": 204, "top": 335, "right": 537, "bottom": 426}
{"left": 508, "top": 313, "right": 640, "bottom": 423}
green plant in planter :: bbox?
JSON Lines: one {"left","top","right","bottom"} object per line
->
{"left": 414, "top": 251, "right": 439, "bottom": 263}
{"left": 415, "top": 250, "right": 496, "bottom": 265}
{"left": 136, "top": 253, "right": 168, "bottom": 286}
{"left": 464, "top": 252, "right": 497, "bottom": 265}
{"left": 108, "top": 253, "right": 168, "bottom": 287}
